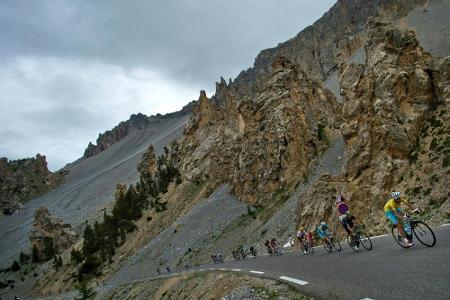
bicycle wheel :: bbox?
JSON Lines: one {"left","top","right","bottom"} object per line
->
{"left": 413, "top": 221, "right": 436, "bottom": 247}
{"left": 308, "top": 243, "right": 315, "bottom": 254}
{"left": 357, "top": 231, "right": 372, "bottom": 250}
{"left": 322, "top": 240, "right": 332, "bottom": 253}
{"left": 331, "top": 237, "right": 341, "bottom": 252}
{"left": 391, "top": 226, "right": 410, "bottom": 248}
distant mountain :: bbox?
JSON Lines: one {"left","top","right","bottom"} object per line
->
{"left": 83, "top": 101, "right": 195, "bottom": 158}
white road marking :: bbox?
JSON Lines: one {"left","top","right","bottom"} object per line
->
{"left": 249, "top": 270, "right": 265, "bottom": 274}
{"left": 361, "top": 298, "right": 375, "bottom": 300}
{"left": 198, "top": 269, "right": 204, "bottom": 271}
{"left": 219, "top": 268, "right": 227, "bottom": 271}
{"left": 369, "top": 234, "right": 388, "bottom": 239}
{"left": 279, "top": 276, "right": 308, "bottom": 285}
{"left": 441, "top": 223, "right": 450, "bottom": 227}
{"left": 232, "top": 268, "right": 242, "bottom": 271}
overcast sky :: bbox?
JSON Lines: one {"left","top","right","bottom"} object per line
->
{"left": 0, "top": 0, "right": 335, "bottom": 170}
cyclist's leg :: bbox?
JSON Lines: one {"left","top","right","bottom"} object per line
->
{"left": 386, "top": 210, "right": 405, "bottom": 237}
{"left": 298, "top": 237, "right": 305, "bottom": 252}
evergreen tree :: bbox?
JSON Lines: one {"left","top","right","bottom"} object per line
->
{"left": 43, "top": 237, "right": 55, "bottom": 260}
{"left": 10, "top": 260, "right": 20, "bottom": 272}
{"left": 53, "top": 255, "right": 63, "bottom": 270}
{"left": 32, "top": 244, "right": 40, "bottom": 263}
{"left": 71, "top": 248, "right": 84, "bottom": 264}
{"left": 75, "top": 280, "right": 96, "bottom": 300}
{"left": 82, "top": 225, "right": 97, "bottom": 257}
{"left": 19, "top": 252, "right": 30, "bottom": 264}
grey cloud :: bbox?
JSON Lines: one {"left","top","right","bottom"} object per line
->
{"left": 0, "top": 0, "right": 336, "bottom": 169}
{"left": 0, "top": 0, "right": 335, "bottom": 88}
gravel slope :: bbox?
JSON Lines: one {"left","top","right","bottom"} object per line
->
{"left": 0, "top": 114, "right": 190, "bottom": 268}
{"left": 105, "top": 185, "right": 248, "bottom": 287}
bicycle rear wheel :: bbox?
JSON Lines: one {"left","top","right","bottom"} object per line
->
{"left": 358, "top": 231, "right": 372, "bottom": 250}
{"left": 391, "top": 226, "right": 410, "bottom": 248}
{"left": 413, "top": 221, "right": 436, "bottom": 247}
{"left": 308, "top": 243, "right": 314, "bottom": 254}
{"left": 331, "top": 237, "right": 342, "bottom": 251}
{"left": 322, "top": 240, "right": 332, "bottom": 253}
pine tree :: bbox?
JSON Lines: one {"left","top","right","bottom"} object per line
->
{"left": 75, "top": 280, "right": 96, "bottom": 300}
{"left": 82, "top": 225, "right": 97, "bottom": 256}
{"left": 71, "top": 248, "right": 83, "bottom": 264}
{"left": 43, "top": 237, "right": 55, "bottom": 260}
{"left": 32, "top": 244, "right": 40, "bottom": 263}
{"left": 10, "top": 260, "right": 20, "bottom": 272}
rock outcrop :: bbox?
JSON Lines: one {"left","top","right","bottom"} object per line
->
{"left": 137, "top": 145, "right": 157, "bottom": 176}
{"left": 231, "top": 0, "right": 428, "bottom": 99}
{"left": 83, "top": 102, "right": 194, "bottom": 158}
{"left": 337, "top": 18, "right": 450, "bottom": 227}
{"left": 29, "top": 207, "right": 78, "bottom": 261}
{"left": 175, "top": 56, "right": 341, "bottom": 205}
{"left": 0, "top": 155, "right": 64, "bottom": 216}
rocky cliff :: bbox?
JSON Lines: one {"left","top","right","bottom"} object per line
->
{"left": 175, "top": 56, "right": 340, "bottom": 205}
{"left": 30, "top": 207, "right": 78, "bottom": 261}
{"left": 0, "top": 155, "right": 64, "bottom": 216}
{"left": 294, "top": 17, "right": 450, "bottom": 233}
{"left": 83, "top": 102, "right": 194, "bottom": 158}
{"left": 230, "top": 0, "right": 430, "bottom": 100}
{"left": 339, "top": 18, "right": 450, "bottom": 226}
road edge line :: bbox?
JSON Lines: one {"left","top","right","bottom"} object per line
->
{"left": 279, "top": 275, "right": 308, "bottom": 285}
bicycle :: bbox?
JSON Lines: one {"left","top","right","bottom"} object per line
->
{"left": 322, "top": 233, "right": 341, "bottom": 253}
{"left": 302, "top": 239, "right": 314, "bottom": 254}
{"left": 391, "top": 208, "right": 436, "bottom": 248}
{"left": 347, "top": 225, "right": 372, "bottom": 251}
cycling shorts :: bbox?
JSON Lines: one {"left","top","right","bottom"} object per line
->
{"left": 340, "top": 216, "right": 354, "bottom": 234}
{"left": 385, "top": 208, "right": 401, "bottom": 225}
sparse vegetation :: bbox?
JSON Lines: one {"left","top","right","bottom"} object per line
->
{"left": 10, "top": 260, "right": 20, "bottom": 272}
{"left": 412, "top": 186, "right": 422, "bottom": 195}
{"left": 318, "top": 124, "right": 329, "bottom": 144}
{"left": 76, "top": 149, "right": 182, "bottom": 280}
{"left": 443, "top": 156, "right": 450, "bottom": 168}
{"left": 430, "top": 174, "right": 439, "bottom": 185}
{"left": 75, "top": 280, "right": 96, "bottom": 300}
{"left": 53, "top": 255, "right": 63, "bottom": 270}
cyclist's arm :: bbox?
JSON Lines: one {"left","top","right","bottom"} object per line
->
{"left": 402, "top": 197, "right": 415, "bottom": 211}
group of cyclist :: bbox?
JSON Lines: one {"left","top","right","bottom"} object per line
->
{"left": 295, "top": 190, "right": 419, "bottom": 252}
{"left": 216, "top": 190, "right": 420, "bottom": 264}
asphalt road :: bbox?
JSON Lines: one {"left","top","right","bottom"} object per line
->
{"left": 32, "top": 224, "right": 450, "bottom": 300}
{"left": 212, "top": 224, "right": 450, "bottom": 300}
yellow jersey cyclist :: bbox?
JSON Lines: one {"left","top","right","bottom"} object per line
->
{"left": 384, "top": 191, "right": 416, "bottom": 247}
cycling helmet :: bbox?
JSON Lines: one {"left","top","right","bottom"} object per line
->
{"left": 391, "top": 191, "right": 401, "bottom": 200}
{"left": 320, "top": 221, "right": 326, "bottom": 226}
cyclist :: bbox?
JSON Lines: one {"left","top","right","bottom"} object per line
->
{"left": 336, "top": 192, "right": 359, "bottom": 250}
{"left": 316, "top": 221, "right": 331, "bottom": 246}
{"left": 306, "top": 230, "right": 315, "bottom": 247}
{"left": 296, "top": 227, "right": 307, "bottom": 254}
{"left": 264, "top": 239, "right": 273, "bottom": 255}
{"left": 335, "top": 192, "right": 356, "bottom": 235}
{"left": 384, "top": 191, "right": 415, "bottom": 247}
